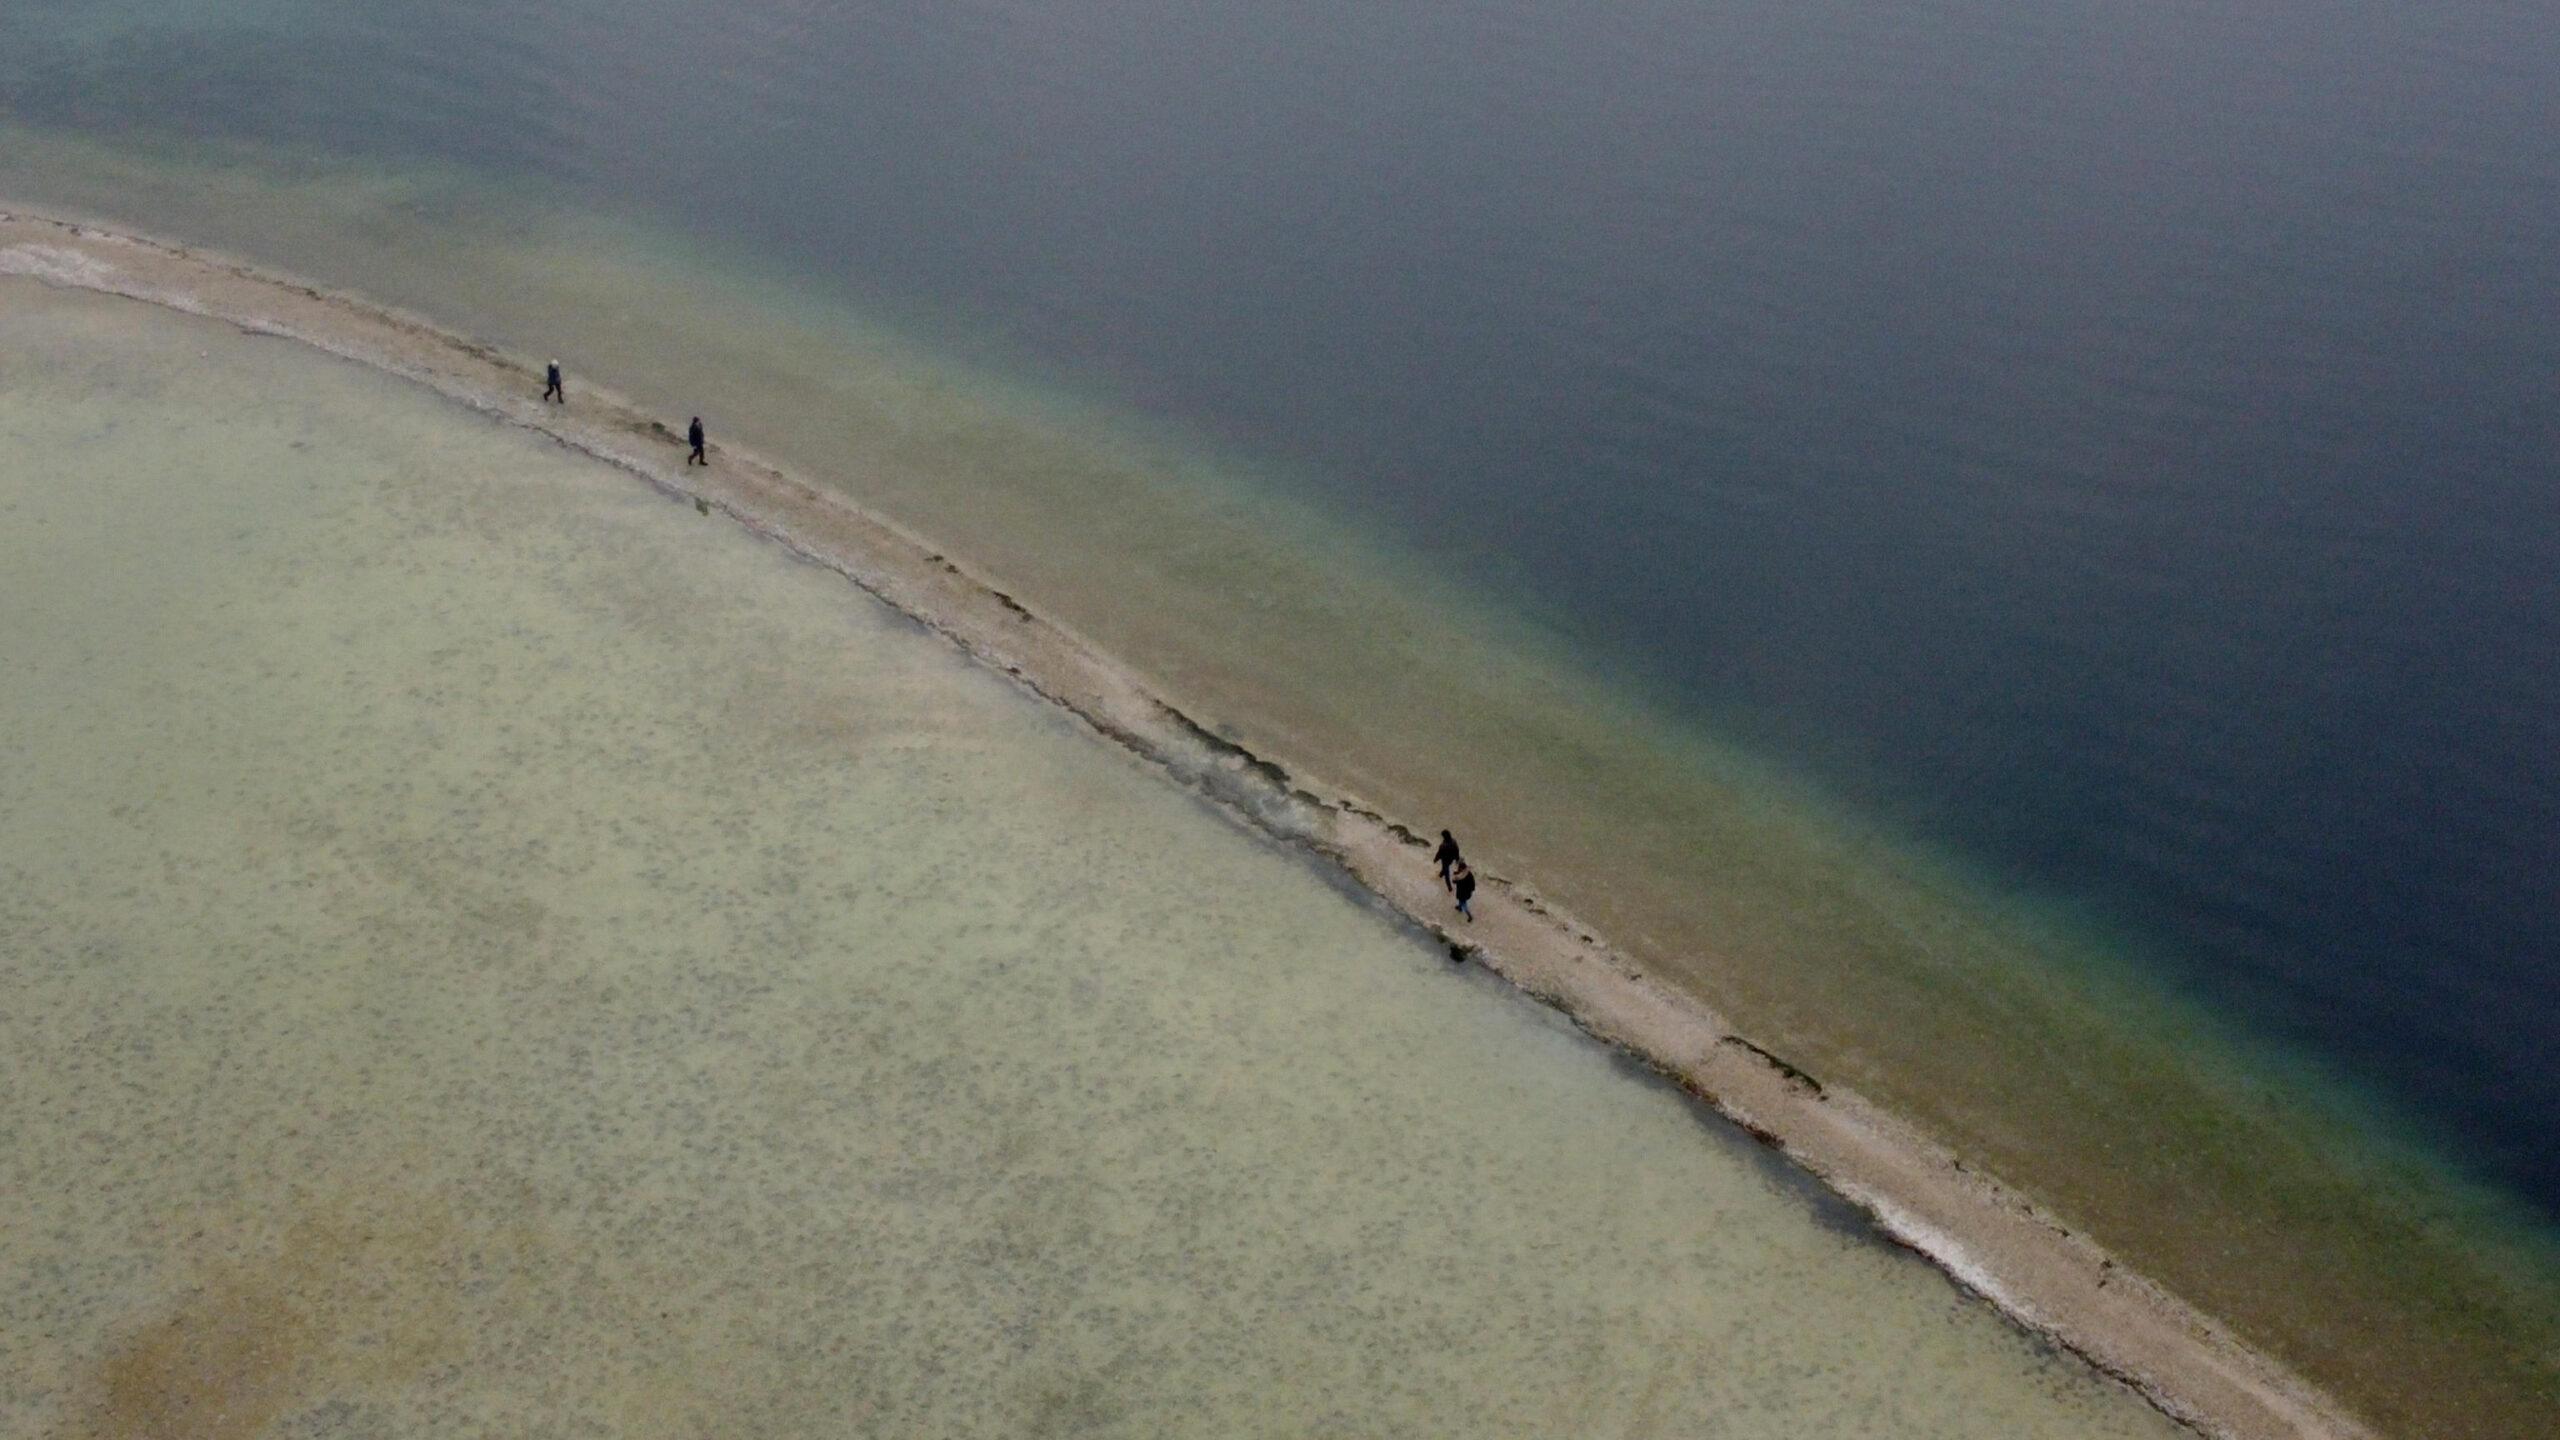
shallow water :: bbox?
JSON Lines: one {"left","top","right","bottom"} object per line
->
{"left": 2, "top": 0, "right": 2553, "bottom": 1223}
{"left": 4, "top": 126, "right": 2556, "bottom": 1433}
{"left": 0, "top": 284, "right": 2191, "bottom": 1437}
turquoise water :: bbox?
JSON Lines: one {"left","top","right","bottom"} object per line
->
{"left": 0, "top": 280, "right": 2191, "bottom": 1439}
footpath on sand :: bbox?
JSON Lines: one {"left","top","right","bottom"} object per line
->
{"left": 0, "top": 207, "right": 2372, "bottom": 1440}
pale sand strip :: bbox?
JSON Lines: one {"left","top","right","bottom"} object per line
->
{"left": 0, "top": 208, "right": 2373, "bottom": 1440}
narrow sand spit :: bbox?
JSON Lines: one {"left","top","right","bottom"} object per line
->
{"left": 0, "top": 208, "right": 2371, "bottom": 1440}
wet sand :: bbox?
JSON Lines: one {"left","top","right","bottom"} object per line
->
{"left": 0, "top": 212, "right": 2373, "bottom": 1438}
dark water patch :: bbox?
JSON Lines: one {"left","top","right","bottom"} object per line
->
{"left": 0, "top": 23, "right": 524, "bottom": 180}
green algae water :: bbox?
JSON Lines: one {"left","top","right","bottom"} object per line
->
{"left": 0, "top": 282, "right": 2193, "bottom": 1438}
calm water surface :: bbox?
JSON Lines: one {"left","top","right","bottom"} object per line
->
{"left": 0, "top": 281, "right": 2191, "bottom": 1438}
{"left": 2, "top": 0, "right": 2554, "bottom": 1228}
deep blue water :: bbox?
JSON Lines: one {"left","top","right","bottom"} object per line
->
{"left": 4, "top": 0, "right": 2555, "bottom": 1213}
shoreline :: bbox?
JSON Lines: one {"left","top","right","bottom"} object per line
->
{"left": 0, "top": 207, "right": 2369, "bottom": 1440}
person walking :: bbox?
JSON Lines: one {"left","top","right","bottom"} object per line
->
{"left": 1433, "top": 830, "right": 1463, "bottom": 892}
{"left": 542, "top": 360, "right": 565, "bottom": 404}
{"left": 686, "top": 416, "right": 707, "bottom": 465}
{"left": 1451, "top": 860, "right": 1477, "bottom": 922}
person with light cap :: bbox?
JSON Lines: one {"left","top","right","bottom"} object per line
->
{"left": 542, "top": 360, "right": 565, "bottom": 403}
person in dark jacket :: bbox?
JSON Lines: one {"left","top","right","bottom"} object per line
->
{"left": 686, "top": 416, "right": 707, "bottom": 465}
{"left": 1451, "top": 860, "right": 1477, "bottom": 922}
{"left": 1433, "top": 830, "right": 1463, "bottom": 892}
{"left": 542, "top": 360, "right": 565, "bottom": 403}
